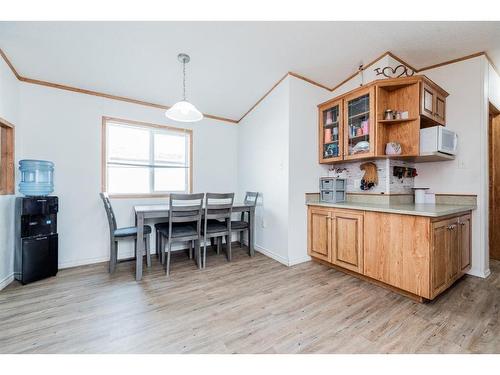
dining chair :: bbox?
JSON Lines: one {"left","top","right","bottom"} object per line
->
{"left": 100, "top": 192, "right": 152, "bottom": 273}
{"left": 202, "top": 193, "right": 234, "bottom": 267}
{"left": 155, "top": 221, "right": 195, "bottom": 261}
{"left": 158, "top": 193, "right": 204, "bottom": 276}
{"left": 231, "top": 192, "right": 259, "bottom": 253}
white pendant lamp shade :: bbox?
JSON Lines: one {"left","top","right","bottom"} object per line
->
{"left": 166, "top": 53, "right": 203, "bottom": 123}
{"left": 165, "top": 100, "right": 203, "bottom": 122}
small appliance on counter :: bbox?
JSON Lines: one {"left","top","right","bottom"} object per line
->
{"left": 420, "top": 126, "right": 458, "bottom": 155}
{"left": 412, "top": 187, "right": 430, "bottom": 204}
{"left": 319, "top": 177, "right": 346, "bottom": 203}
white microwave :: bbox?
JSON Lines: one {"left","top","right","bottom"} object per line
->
{"left": 420, "top": 126, "right": 458, "bottom": 155}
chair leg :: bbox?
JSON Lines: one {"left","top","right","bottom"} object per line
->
{"left": 226, "top": 235, "right": 232, "bottom": 262}
{"left": 166, "top": 238, "right": 172, "bottom": 276}
{"left": 189, "top": 241, "right": 193, "bottom": 259}
{"left": 239, "top": 231, "right": 243, "bottom": 247}
{"left": 109, "top": 240, "right": 117, "bottom": 273}
{"left": 160, "top": 234, "right": 165, "bottom": 265}
{"left": 217, "top": 237, "right": 221, "bottom": 254}
{"left": 196, "top": 239, "right": 201, "bottom": 269}
{"left": 155, "top": 230, "right": 159, "bottom": 259}
{"left": 202, "top": 235, "right": 207, "bottom": 269}
{"left": 145, "top": 235, "right": 151, "bottom": 268}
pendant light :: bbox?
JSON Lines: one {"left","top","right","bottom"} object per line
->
{"left": 165, "top": 53, "right": 203, "bottom": 122}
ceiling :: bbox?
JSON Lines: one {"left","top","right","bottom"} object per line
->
{"left": 1, "top": 21, "right": 499, "bottom": 121}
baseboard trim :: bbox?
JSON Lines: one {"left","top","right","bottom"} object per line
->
{"left": 467, "top": 267, "right": 491, "bottom": 279}
{"left": 288, "top": 255, "right": 311, "bottom": 266}
{"left": 0, "top": 273, "right": 14, "bottom": 291}
{"left": 254, "top": 244, "right": 289, "bottom": 266}
{"left": 58, "top": 256, "right": 110, "bottom": 270}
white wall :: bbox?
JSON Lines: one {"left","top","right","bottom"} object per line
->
{"left": 0, "top": 56, "right": 19, "bottom": 289}
{"left": 237, "top": 78, "right": 291, "bottom": 264}
{"left": 15, "top": 82, "right": 238, "bottom": 269}
{"left": 414, "top": 56, "right": 489, "bottom": 277}
{"left": 489, "top": 63, "right": 500, "bottom": 110}
{"left": 288, "top": 77, "right": 330, "bottom": 264}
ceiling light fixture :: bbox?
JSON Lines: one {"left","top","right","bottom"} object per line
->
{"left": 165, "top": 53, "right": 203, "bottom": 123}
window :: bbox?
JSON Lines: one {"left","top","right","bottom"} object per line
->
{"left": 0, "top": 117, "right": 14, "bottom": 195}
{"left": 102, "top": 117, "right": 192, "bottom": 197}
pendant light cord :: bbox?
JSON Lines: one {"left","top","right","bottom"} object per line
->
{"left": 182, "top": 59, "right": 186, "bottom": 101}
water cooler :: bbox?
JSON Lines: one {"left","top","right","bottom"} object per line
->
{"left": 15, "top": 160, "right": 58, "bottom": 284}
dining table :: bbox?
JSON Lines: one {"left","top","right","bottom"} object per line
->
{"left": 133, "top": 202, "right": 256, "bottom": 281}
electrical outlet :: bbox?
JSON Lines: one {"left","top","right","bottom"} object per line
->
{"left": 261, "top": 218, "right": 267, "bottom": 228}
{"left": 458, "top": 159, "right": 467, "bottom": 169}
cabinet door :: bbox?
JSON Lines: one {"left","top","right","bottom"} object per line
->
{"left": 344, "top": 86, "right": 375, "bottom": 160}
{"left": 421, "top": 82, "right": 435, "bottom": 121}
{"left": 331, "top": 210, "right": 363, "bottom": 272}
{"left": 459, "top": 214, "right": 471, "bottom": 273}
{"left": 307, "top": 207, "right": 332, "bottom": 262}
{"left": 319, "top": 100, "right": 343, "bottom": 163}
{"left": 431, "top": 219, "right": 449, "bottom": 296}
{"left": 448, "top": 221, "right": 460, "bottom": 282}
{"left": 434, "top": 93, "right": 446, "bottom": 125}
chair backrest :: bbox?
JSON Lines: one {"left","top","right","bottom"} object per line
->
{"left": 244, "top": 191, "right": 259, "bottom": 206}
{"left": 168, "top": 193, "right": 204, "bottom": 224}
{"left": 100, "top": 192, "right": 117, "bottom": 234}
{"left": 205, "top": 192, "right": 234, "bottom": 220}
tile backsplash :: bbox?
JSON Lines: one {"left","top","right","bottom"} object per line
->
{"left": 327, "top": 159, "right": 415, "bottom": 194}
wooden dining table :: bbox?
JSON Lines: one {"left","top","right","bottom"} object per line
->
{"left": 133, "top": 202, "right": 256, "bottom": 280}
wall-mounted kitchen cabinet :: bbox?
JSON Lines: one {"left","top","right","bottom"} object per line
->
{"left": 318, "top": 99, "right": 343, "bottom": 163}
{"left": 317, "top": 75, "right": 449, "bottom": 164}
{"left": 344, "top": 86, "right": 376, "bottom": 160}
{"left": 421, "top": 80, "right": 447, "bottom": 126}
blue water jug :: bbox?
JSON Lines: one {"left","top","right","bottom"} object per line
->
{"left": 18, "top": 160, "right": 55, "bottom": 196}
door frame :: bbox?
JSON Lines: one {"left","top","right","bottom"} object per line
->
{"left": 489, "top": 102, "right": 500, "bottom": 261}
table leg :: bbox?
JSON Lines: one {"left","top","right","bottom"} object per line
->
{"left": 249, "top": 207, "right": 255, "bottom": 257}
{"left": 136, "top": 212, "right": 144, "bottom": 281}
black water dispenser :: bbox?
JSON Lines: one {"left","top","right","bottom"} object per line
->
{"left": 15, "top": 196, "right": 58, "bottom": 284}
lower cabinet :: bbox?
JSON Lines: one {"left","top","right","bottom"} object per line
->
{"left": 331, "top": 210, "right": 363, "bottom": 273}
{"left": 307, "top": 206, "right": 472, "bottom": 301}
{"left": 430, "top": 214, "right": 472, "bottom": 298}
{"left": 307, "top": 207, "right": 331, "bottom": 262}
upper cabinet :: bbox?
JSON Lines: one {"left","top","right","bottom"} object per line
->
{"left": 318, "top": 99, "right": 343, "bottom": 163}
{"left": 344, "top": 86, "right": 376, "bottom": 160}
{"left": 317, "top": 75, "right": 449, "bottom": 164}
{"left": 420, "top": 80, "right": 447, "bottom": 126}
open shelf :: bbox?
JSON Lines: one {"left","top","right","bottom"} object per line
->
{"left": 378, "top": 118, "right": 418, "bottom": 124}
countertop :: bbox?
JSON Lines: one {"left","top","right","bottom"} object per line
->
{"left": 306, "top": 199, "right": 476, "bottom": 217}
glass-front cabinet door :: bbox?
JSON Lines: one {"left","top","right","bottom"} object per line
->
{"left": 344, "top": 86, "right": 375, "bottom": 159}
{"left": 318, "top": 99, "right": 343, "bottom": 163}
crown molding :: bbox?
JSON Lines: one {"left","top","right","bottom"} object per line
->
{"left": 1, "top": 46, "right": 493, "bottom": 125}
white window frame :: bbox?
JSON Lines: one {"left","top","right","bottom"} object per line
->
{"left": 101, "top": 116, "right": 192, "bottom": 198}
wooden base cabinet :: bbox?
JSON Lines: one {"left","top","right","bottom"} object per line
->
{"left": 307, "top": 206, "right": 472, "bottom": 301}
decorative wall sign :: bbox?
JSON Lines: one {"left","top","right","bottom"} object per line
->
{"left": 374, "top": 65, "right": 414, "bottom": 78}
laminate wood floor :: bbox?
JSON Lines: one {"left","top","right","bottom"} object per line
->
{"left": 1, "top": 246, "right": 499, "bottom": 354}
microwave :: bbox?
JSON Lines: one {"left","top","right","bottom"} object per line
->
{"left": 420, "top": 126, "right": 458, "bottom": 155}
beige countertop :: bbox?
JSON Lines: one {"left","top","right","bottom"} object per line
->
{"left": 306, "top": 198, "right": 476, "bottom": 217}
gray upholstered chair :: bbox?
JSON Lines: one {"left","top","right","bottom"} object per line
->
{"left": 100, "top": 192, "right": 152, "bottom": 273}
{"left": 232, "top": 192, "right": 258, "bottom": 252}
{"left": 202, "top": 193, "right": 234, "bottom": 267}
{"left": 158, "top": 193, "right": 204, "bottom": 276}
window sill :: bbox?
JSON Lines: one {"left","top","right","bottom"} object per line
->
{"left": 107, "top": 193, "right": 172, "bottom": 199}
